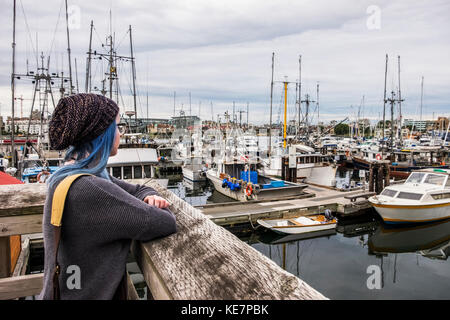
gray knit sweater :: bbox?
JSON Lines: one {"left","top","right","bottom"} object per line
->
{"left": 39, "top": 174, "right": 177, "bottom": 300}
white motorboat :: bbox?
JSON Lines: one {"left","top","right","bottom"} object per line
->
{"left": 368, "top": 169, "right": 450, "bottom": 224}
{"left": 257, "top": 214, "right": 337, "bottom": 235}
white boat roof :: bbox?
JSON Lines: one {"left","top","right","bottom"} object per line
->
{"left": 107, "top": 148, "right": 158, "bottom": 166}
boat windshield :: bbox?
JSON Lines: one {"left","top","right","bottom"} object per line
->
{"left": 406, "top": 172, "right": 426, "bottom": 184}
{"left": 423, "top": 174, "right": 446, "bottom": 187}
{"left": 381, "top": 189, "right": 397, "bottom": 197}
{"left": 397, "top": 192, "right": 423, "bottom": 200}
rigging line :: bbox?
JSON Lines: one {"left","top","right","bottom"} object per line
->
{"left": 114, "top": 29, "right": 130, "bottom": 53}
{"left": 47, "top": 0, "right": 64, "bottom": 59}
{"left": 19, "top": 0, "right": 38, "bottom": 63}
{"left": 93, "top": 27, "right": 109, "bottom": 54}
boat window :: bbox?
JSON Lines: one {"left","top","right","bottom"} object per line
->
{"left": 123, "top": 166, "right": 132, "bottom": 179}
{"left": 381, "top": 189, "right": 397, "bottom": 197}
{"left": 423, "top": 174, "right": 446, "bottom": 186}
{"left": 446, "top": 177, "right": 450, "bottom": 187}
{"left": 406, "top": 172, "right": 426, "bottom": 184}
{"left": 134, "top": 166, "right": 142, "bottom": 179}
{"left": 397, "top": 192, "right": 423, "bottom": 200}
{"left": 112, "top": 167, "right": 121, "bottom": 179}
{"left": 431, "top": 193, "right": 450, "bottom": 200}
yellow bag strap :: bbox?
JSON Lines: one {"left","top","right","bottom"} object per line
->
{"left": 51, "top": 173, "right": 93, "bottom": 227}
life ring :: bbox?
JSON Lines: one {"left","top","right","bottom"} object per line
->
{"left": 245, "top": 184, "right": 253, "bottom": 197}
{"left": 376, "top": 153, "right": 382, "bottom": 161}
{"left": 37, "top": 171, "right": 50, "bottom": 183}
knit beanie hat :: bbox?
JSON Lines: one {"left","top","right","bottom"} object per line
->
{"left": 49, "top": 93, "right": 119, "bottom": 150}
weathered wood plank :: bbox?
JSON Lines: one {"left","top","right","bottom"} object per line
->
{"left": 13, "top": 238, "right": 30, "bottom": 277}
{"left": 0, "top": 184, "right": 47, "bottom": 217}
{"left": 0, "top": 237, "right": 10, "bottom": 278}
{"left": 1, "top": 179, "right": 326, "bottom": 300}
{"left": 0, "top": 214, "right": 43, "bottom": 237}
{"left": 0, "top": 273, "right": 43, "bottom": 300}
{"left": 134, "top": 180, "right": 327, "bottom": 300}
{"left": 126, "top": 272, "right": 139, "bottom": 300}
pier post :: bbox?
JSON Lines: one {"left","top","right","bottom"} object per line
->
{"left": 369, "top": 161, "right": 390, "bottom": 194}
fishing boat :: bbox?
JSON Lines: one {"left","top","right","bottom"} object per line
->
{"left": 368, "top": 169, "right": 450, "bottom": 224}
{"left": 206, "top": 157, "right": 308, "bottom": 202}
{"left": 256, "top": 214, "right": 337, "bottom": 235}
{"left": 182, "top": 157, "right": 207, "bottom": 182}
{"left": 262, "top": 144, "right": 337, "bottom": 187}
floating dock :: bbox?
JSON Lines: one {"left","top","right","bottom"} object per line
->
{"left": 197, "top": 184, "right": 375, "bottom": 226}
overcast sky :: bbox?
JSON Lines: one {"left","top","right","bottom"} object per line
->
{"left": 0, "top": 0, "right": 449, "bottom": 125}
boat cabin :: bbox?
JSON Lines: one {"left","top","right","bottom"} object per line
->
{"left": 380, "top": 170, "right": 450, "bottom": 202}
{"left": 106, "top": 148, "right": 159, "bottom": 180}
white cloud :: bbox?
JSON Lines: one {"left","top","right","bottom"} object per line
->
{"left": 0, "top": 0, "right": 449, "bottom": 125}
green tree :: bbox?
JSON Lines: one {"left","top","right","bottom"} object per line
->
{"left": 334, "top": 123, "right": 349, "bottom": 136}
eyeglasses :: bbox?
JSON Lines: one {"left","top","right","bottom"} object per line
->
{"left": 118, "top": 125, "right": 126, "bottom": 135}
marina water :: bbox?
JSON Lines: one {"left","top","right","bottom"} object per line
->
{"left": 165, "top": 170, "right": 450, "bottom": 300}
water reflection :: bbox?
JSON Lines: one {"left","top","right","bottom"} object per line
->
{"left": 369, "top": 219, "right": 450, "bottom": 259}
{"left": 230, "top": 213, "right": 450, "bottom": 299}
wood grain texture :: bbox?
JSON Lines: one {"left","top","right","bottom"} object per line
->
{"left": 0, "top": 214, "right": 43, "bottom": 237}
{"left": 0, "top": 273, "right": 43, "bottom": 300}
{"left": 136, "top": 180, "right": 327, "bottom": 300}
{"left": 0, "top": 179, "right": 326, "bottom": 300}
{"left": 0, "top": 184, "right": 47, "bottom": 217}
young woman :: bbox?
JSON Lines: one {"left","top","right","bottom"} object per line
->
{"left": 39, "top": 93, "right": 177, "bottom": 300}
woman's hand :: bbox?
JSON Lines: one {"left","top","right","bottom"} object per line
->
{"left": 143, "top": 195, "right": 170, "bottom": 209}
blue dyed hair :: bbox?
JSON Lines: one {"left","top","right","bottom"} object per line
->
{"left": 46, "top": 120, "right": 117, "bottom": 190}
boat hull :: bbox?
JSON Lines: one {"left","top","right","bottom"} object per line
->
{"left": 207, "top": 170, "right": 307, "bottom": 202}
{"left": 369, "top": 198, "right": 450, "bottom": 224}
{"left": 257, "top": 218, "right": 337, "bottom": 235}
{"left": 182, "top": 166, "right": 207, "bottom": 182}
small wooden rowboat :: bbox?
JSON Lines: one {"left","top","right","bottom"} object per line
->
{"left": 257, "top": 215, "right": 337, "bottom": 235}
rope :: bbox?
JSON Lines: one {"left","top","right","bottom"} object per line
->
{"left": 47, "top": 0, "right": 64, "bottom": 59}
{"left": 19, "top": 0, "right": 38, "bottom": 64}
{"left": 248, "top": 214, "right": 261, "bottom": 230}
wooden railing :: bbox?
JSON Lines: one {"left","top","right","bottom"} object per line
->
{"left": 0, "top": 180, "right": 326, "bottom": 300}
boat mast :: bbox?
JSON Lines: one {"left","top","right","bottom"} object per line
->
{"left": 129, "top": 25, "right": 137, "bottom": 125}
{"left": 85, "top": 20, "right": 93, "bottom": 93}
{"left": 382, "top": 54, "right": 388, "bottom": 153}
{"left": 173, "top": 91, "right": 176, "bottom": 116}
{"left": 74, "top": 58, "right": 79, "bottom": 93}
{"left": 298, "top": 55, "right": 302, "bottom": 133}
{"left": 247, "top": 101, "right": 249, "bottom": 128}
{"left": 11, "top": 0, "right": 17, "bottom": 168}
{"left": 269, "top": 52, "right": 274, "bottom": 156}
{"left": 420, "top": 76, "right": 424, "bottom": 123}
{"left": 397, "top": 56, "right": 403, "bottom": 144}
{"left": 65, "top": 0, "right": 73, "bottom": 94}
{"left": 283, "top": 81, "right": 287, "bottom": 149}
{"left": 316, "top": 82, "right": 320, "bottom": 132}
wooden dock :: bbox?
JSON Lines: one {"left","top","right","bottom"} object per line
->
{"left": 0, "top": 179, "right": 326, "bottom": 300}
{"left": 197, "top": 185, "right": 375, "bottom": 226}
